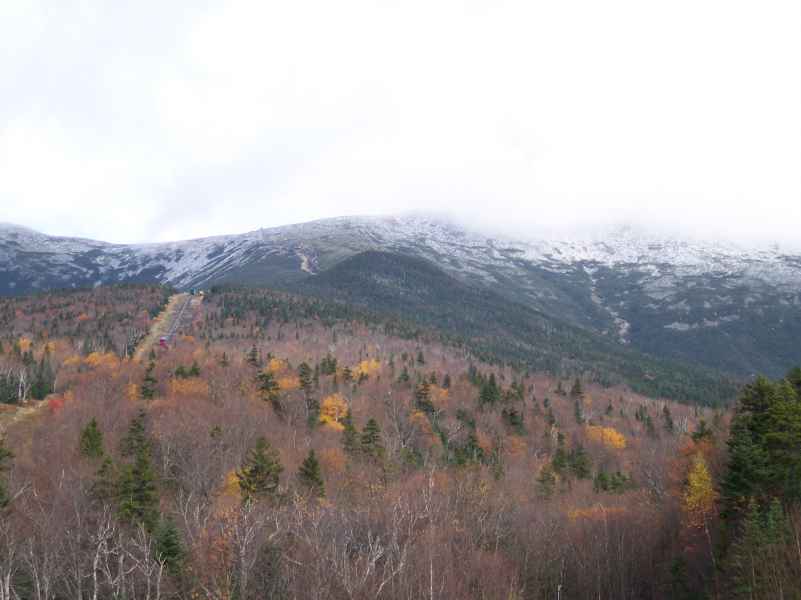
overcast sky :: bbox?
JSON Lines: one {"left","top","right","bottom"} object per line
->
{"left": 1, "top": 1, "right": 800, "bottom": 245}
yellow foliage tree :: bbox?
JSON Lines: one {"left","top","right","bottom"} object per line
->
{"left": 683, "top": 453, "right": 717, "bottom": 528}
{"left": 170, "top": 378, "right": 210, "bottom": 397}
{"left": 277, "top": 376, "right": 300, "bottom": 391}
{"left": 62, "top": 354, "right": 82, "bottom": 368}
{"left": 319, "top": 393, "right": 349, "bottom": 430}
{"left": 352, "top": 359, "right": 381, "bottom": 378}
{"left": 586, "top": 425, "right": 627, "bottom": 449}
{"left": 266, "top": 358, "right": 287, "bottom": 373}
{"left": 682, "top": 452, "right": 720, "bottom": 593}
{"left": 126, "top": 383, "right": 140, "bottom": 402}
{"left": 18, "top": 337, "right": 32, "bottom": 353}
{"left": 84, "top": 352, "right": 120, "bottom": 370}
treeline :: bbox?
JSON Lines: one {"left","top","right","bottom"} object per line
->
{"left": 210, "top": 284, "right": 736, "bottom": 406}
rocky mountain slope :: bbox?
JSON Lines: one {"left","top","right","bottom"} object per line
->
{"left": 2, "top": 216, "right": 800, "bottom": 378}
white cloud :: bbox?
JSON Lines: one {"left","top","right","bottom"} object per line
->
{"left": 1, "top": 0, "right": 799, "bottom": 246}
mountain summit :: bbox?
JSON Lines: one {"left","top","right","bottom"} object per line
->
{"left": 2, "top": 215, "right": 800, "bottom": 378}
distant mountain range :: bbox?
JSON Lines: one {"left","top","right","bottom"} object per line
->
{"left": 2, "top": 215, "right": 800, "bottom": 381}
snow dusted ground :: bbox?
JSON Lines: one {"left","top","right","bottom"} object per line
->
{"left": 3, "top": 215, "right": 801, "bottom": 291}
{"left": 2, "top": 215, "right": 800, "bottom": 376}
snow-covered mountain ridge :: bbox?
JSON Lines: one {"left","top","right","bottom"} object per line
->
{"left": 2, "top": 215, "right": 800, "bottom": 377}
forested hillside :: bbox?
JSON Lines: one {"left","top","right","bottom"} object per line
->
{"left": 0, "top": 285, "right": 170, "bottom": 407}
{"left": 0, "top": 285, "right": 764, "bottom": 599}
{"left": 287, "top": 251, "right": 736, "bottom": 406}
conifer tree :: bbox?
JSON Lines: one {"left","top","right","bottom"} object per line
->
{"left": 117, "top": 443, "right": 159, "bottom": 530}
{"left": 691, "top": 419, "right": 713, "bottom": 443}
{"left": 536, "top": 464, "right": 556, "bottom": 497}
{"left": 442, "top": 373, "right": 451, "bottom": 389}
{"left": 569, "top": 444, "right": 591, "bottom": 479}
{"left": 298, "top": 362, "right": 313, "bottom": 395}
{"left": 662, "top": 405, "right": 675, "bottom": 433}
{"left": 360, "top": 418, "right": 384, "bottom": 459}
{"left": 552, "top": 434, "right": 569, "bottom": 474}
{"left": 341, "top": 409, "right": 360, "bottom": 456}
{"left": 416, "top": 350, "right": 425, "bottom": 365}
{"left": 574, "top": 398, "right": 585, "bottom": 424}
{"left": 398, "top": 366, "right": 410, "bottom": 384}
{"left": 155, "top": 517, "right": 186, "bottom": 576}
{"left": 79, "top": 417, "right": 105, "bottom": 459}
{"left": 570, "top": 377, "right": 583, "bottom": 399}
{"left": 237, "top": 437, "right": 283, "bottom": 503}
{"left": 141, "top": 360, "right": 157, "bottom": 400}
{"left": 188, "top": 360, "right": 200, "bottom": 377}
{"left": 645, "top": 414, "right": 657, "bottom": 438}
{"left": 257, "top": 370, "right": 282, "bottom": 415}
{"left": 121, "top": 410, "right": 149, "bottom": 457}
{"left": 0, "top": 436, "right": 13, "bottom": 509}
{"left": 92, "top": 456, "right": 118, "bottom": 503}
{"left": 298, "top": 449, "right": 325, "bottom": 498}
{"left": 247, "top": 344, "right": 261, "bottom": 367}
{"left": 415, "top": 380, "right": 434, "bottom": 413}
{"left": 30, "top": 352, "right": 54, "bottom": 400}
{"left": 479, "top": 373, "right": 501, "bottom": 407}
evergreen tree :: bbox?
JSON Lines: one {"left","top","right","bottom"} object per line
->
{"left": 570, "top": 377, "right": 583, "bottom": 399}
{"left": 92, "top": 456, "right": 118, "bottom": 503}
{"left": 691, "top": 419, "right": 713, "bottom": 443}
{"left": 727, "top": 498, "right": 792, "bottom": 598}
{"left": 298, "top": 362, "right": 313, "bottom": 395}
{"left": 722, "top": 372, "right": 801, "bottom": 517}
{"left": 574, "top": 398, "right": 585, "bottom": 424}
{"left": 398, "top": 366, "right": 410, "bottom": 384}
{"left": 0, "top": 436, "right": 13, "bottom": 509}
{"left": 246, "top": 344, "right": 261, "bottom": 367}
{"left": 117, "top": 444, "right": 159, "bottom": 530}
{"left": 663, "top": 405, "right": 675, "bottom": 433}
{"left": 256, "top": 371, "right": 282, "bottom": 415}
{"left": 120, "top": 410, "right": 149, "bottom": 457}
{"left": 188, "top": 360, "right": 200, "bottom": 377}
{"left": 415, "top": 380, "right": 434, "bottom": 414}
{"left": 298, "top": 449, "right": 325, "bottom": 498}
{"left": 320, "top": 354, "right": 337, "bottom": 375}
{"left": 645, "top": 414, "right": 657, "bottom": 438}
{"left": 479, "top": 373, "right": 501, "bottom": 407}
{"left": 79, "top": 417, "right": 105, "bottom": 459}
{"left": 360, "top": 418, "right": 384, "bottom": 459}
{"left": 552, "top": 434, "right": 569, "bottom": 474}
{"left": 569, "top": 444, "right": 592, "bottom": 479}
{"left": 341, "top": 409, "right": 360, "bottom": 456}
{"left": 30, "top": 352, "right": 54, "bottom": 400}
{"left": 442, "top": 373, "right": 451, "bottom": 389}
{"left": 536, "top": 464, "right": 556, "bottom": 497}
{"left": 416, "top": 350, "right": 425, "bottom": 365}
{"left": 237, "top": 437, "right": 283, "bottom": 503}
{"left": 155, "top": 517, "right": 185, "bottom": 576}
{"left": 141, "top": 360, "right": 157, "bottom": 400}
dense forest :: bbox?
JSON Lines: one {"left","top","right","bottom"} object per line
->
{"left": 0, "top": 285, "right": 799, "bottom": 599}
